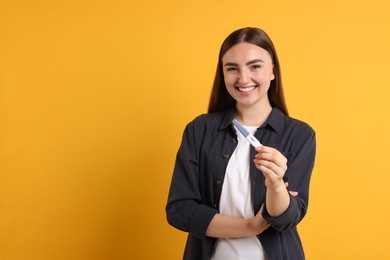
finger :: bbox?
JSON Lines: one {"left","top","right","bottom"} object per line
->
{"left": 253, "top": 159, "right": 270, "bottom": 172}
{"left": 255, "top": 152, "right": 287, "bottom": 170}
{"left": 256, "top": 146, "right": 280, "bottom": 156}
{"left": 289, "top": 191, "right": 298, "bottom": 197}
{"left": 254, "top": 159, "right": 285, "bottom": 177}
{"left": 257, "top": 165, "right": 281, "bottom": 181}
{"left": 260, "top": 156, "right": 287, "bottom": 172}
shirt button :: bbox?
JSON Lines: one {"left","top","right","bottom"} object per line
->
{"left": 232, "top": 138, "right": 237, "bottom": 144}
{"left": 223, "top": 153, "right": 229, "bottom": 159}
{"left": 216, "top": 180, "right": 222, "bottom": 185}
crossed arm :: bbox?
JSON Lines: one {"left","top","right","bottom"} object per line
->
{"left": 206, "top": 186, "right": 296, "bottom": 239}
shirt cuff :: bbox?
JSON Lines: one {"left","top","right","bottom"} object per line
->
{"left": 262, "top": 195, "right": 302, "bottom": 231}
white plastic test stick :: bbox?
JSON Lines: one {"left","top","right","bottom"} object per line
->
{"left": 232, "top": 119, "right": 263, "bottom": 148}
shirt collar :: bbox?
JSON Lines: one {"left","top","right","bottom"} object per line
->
{"left": 219, "top": 106, "right": 285, "bottom": 133}
{"left": 265, "top": 107, "right": 284, "bottom": 133}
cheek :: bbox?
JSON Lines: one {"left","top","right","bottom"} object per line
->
{"left": 258, "top": 70, "right": 274, "bottom": 82}
{"left": 223, "top": 75, "right": 235, "bottom": 87}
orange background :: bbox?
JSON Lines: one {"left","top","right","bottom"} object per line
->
{"left": 1, "top": 0, "right": 390, "bottom": 259}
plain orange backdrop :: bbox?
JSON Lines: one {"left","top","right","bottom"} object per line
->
{"left": 1, "top": 0, "right": 390, "bottom": 259}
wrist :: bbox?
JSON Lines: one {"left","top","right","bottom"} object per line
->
{"left": 249, "top": 217, "right": 261, "bottom": 234}
{"left": 268, "top": 180, "right": 286, "bottom": 193}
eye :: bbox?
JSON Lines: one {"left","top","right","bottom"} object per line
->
{"left": 251, "top": 64, "right": 262, "bottom": 70}
{"left": 226, "top": 67, "right": 238, "bottom": 72}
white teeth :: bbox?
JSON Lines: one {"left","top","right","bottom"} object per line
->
{"left": 238, "top": 86, "right": 256, "bottom": 92}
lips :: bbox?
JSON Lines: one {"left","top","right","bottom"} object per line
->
{"left": 237, "top": 86, "right": 257, "bottom": 92}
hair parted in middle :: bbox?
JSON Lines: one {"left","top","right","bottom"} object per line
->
{"left": 207, "top": 27, "right": 288, "bottom": 116}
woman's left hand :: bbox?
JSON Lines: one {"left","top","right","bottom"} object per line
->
{"left": 254, "top": 146, "right": 288, "bottom": 190}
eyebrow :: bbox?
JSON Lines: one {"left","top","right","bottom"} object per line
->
{"left": 224, "top": 59, "right": 265, "bottom": 67}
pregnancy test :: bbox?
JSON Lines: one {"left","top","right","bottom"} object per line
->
{"left": 232, "top": 119, "right": 262, "bottom": 148}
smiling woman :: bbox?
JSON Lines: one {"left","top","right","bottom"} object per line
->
{"left": 166, "top": 27, "right": 316, "bottom": 260}
{"left": 208, "top": 28, "right": 288, "bottom": 118}
{"left": 222, "top": 42, "right": 275, "bottom": 122}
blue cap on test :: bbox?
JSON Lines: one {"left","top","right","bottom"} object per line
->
{"left": 232, "top": 119, "right": 250, "bottom": 137}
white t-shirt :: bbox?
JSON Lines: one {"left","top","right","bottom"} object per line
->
{"left": 211, "top": 125, "right": 266, "bottom": 260}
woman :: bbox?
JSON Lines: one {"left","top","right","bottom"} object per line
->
{"left": 166, "top": 27, "right": 316, "bottom": 260}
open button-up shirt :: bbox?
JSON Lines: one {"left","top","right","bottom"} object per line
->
{"left": 166, "top": 107, "right": 316, "bottom": 260}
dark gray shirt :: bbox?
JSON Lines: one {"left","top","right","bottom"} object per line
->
{"left": 166, "top": 107, "right": 316, "bottom": 260}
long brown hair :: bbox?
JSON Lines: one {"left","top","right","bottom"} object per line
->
{"left": 207, "top": 27, "right": 289, "bottom": 116}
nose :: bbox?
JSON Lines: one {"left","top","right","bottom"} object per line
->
{"left": 237, "top": 69, "right": 249, "bottom": 85}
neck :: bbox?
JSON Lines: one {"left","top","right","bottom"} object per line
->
{"left": 235, "top": 101, "right": 272, "bottom": 126}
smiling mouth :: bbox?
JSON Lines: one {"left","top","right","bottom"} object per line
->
{"left": 237, "top": 86, "right": 257, "bottom": 92}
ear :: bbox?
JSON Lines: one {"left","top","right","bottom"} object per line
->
{"left": 271, "top": 66, "right": 276, "bottom": 80}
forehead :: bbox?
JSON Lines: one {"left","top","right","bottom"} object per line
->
{"left": 222, "top": 42, "right": 272, "bottom": 63}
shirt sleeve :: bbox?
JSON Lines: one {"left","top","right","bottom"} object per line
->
{"left": 166, "top": 120, "right": 218, "bottom": 240}
{"left": 262, "top": 125, "right": 316, "bottom": 231}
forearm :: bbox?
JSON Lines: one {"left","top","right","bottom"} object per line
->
{"left": 266, "top": 181, "right": 290, "bottom": 217}
{"left": 206, "top": 212, "right": 269, "bottom": 238}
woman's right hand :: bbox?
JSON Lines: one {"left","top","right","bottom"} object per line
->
{"left": 285, "top": 182, "right": 298, "bottom": 197}
{"left": 251, "top": 205, "right": 270, "bottom": 234}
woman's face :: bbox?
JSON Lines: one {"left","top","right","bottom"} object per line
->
{"left": 222, "top": 42, "right": 275, "bottom": 109}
